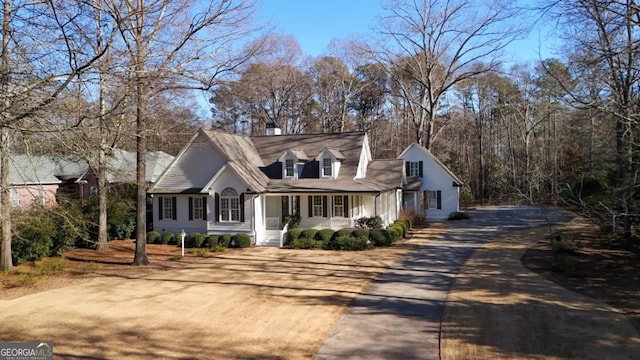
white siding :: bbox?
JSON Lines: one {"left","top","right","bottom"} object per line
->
{"left": 208, "top": 167, "right": 252, "bottom": 234}
{"left": 400, "top": 145, "right": 460, "bottom": 220}
{"left": 153, "top": 195, "right": 208, "bottom": 235}
{"left": 154, "top": 132, "right": 226, "bottom": 190}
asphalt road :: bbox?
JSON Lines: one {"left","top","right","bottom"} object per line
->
{"left": 314, "top": 205, "right": 572, "bottom": 360}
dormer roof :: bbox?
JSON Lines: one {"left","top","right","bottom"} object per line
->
{"left": 278, "top": 149, "right": 309, "bottom": 162}
{"left": 316, "top": 148, "right": 345, "bottom": 161}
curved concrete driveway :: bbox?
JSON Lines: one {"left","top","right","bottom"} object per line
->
{"left": 315, "top": 206, "right": 573, "bottom": 359}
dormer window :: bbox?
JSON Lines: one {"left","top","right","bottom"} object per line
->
{"left": 322, "top": 158, "right": 332, "bottom": 177}
{"left": 285, "top": 159, "right": 294, "bottom": 178}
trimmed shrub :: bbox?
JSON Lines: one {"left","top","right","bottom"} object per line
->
{"left": 291, "top": 238, "right": 324, "bottom": 249}
{"left": 448, "top": 211, "right": 470, "bottom": 220}
{"left": 387, "top": 227, "right": 402, "bottom": 242}
{"left": 161, "top": 232, "right": 174, "bottom": 245}
{"left": 187, "top": 233, "right": 206, "bottom": 248}
{"left": 327, "top": 235, "right": 370, "bottom": 251}
{"left": 332, "top": 228, "right": 355, "bottom": 240}
{"left": 315, "top": 229, "right": 335, "bottom": 243}
{"left": 204, "top": 235, "right": 220, "bottom": 249}
{"left": 352, "top": 228, "right": 370, "bottom": 240}
{"left": 370, "top": 228, "right": 393, "bottom": 247}
{"left": 355, "top": 216, "right": 383, "bottom": 229}
{"left": 219, "top": 234, "right": 233, "bottom": 248}
{"left": 147, "top": 231, "right": 160, "bottom": 244}
{"left": 392, "top": 221, "right": 407, "bottom": 238}
{"left": 285, "top": 228, "right": 304, "bottom": 246}
{"left": 299, "top": 229, "right": 318, "bottom": 240}
{"left": 283, "top": 214, "right": 301, "bottom": 229}
{"left": 233, "top": 233, "right": 252, "bottom": 248}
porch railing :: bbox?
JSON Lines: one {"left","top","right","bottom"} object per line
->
{"left": 266, "top": 217, "right": 281, "bottom": 230}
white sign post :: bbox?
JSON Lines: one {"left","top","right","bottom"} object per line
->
{"left": 180, "top": 229, "right": 186, "bottom": 257}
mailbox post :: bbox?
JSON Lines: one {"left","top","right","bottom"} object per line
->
{"left": 180, "top": 229, "right": 186, "bottom": 257}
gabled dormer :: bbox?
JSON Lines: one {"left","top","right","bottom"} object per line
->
{"left": 278, "top": 149, "right": 309, "bottom": 179}
{"left": 316, "top": 148, "right": 345, "bottom": 179}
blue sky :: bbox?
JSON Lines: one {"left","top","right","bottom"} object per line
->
{"left": 257, "top": 0, "right": 560, "bottom": 64}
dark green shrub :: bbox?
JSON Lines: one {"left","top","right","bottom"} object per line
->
{"left": 233, "top": 233, "right": 252, "bottom": 248}
{"left": 332, "top": 228, "right": 355, "bottom": 240}
{"left": 327, "top": 235, "right": 370, "bottom": 251}
{"left": 355, "top": 216, "right": 383, "bottom": 229}
{"left": 218, "top": 234, "right": 232, "bottom": 248}
{"left": 370, "top": 228, "right": 393, "bottom": 247}
{"left": 448, "top": 211, "right": 470, "bottom": 220}
{"left": 187, "top": 233, "right": 206, "bottom": 248}
{"left": 387, "top": 227, "right": 402, "bottom": 242}
{"left": 161, "top": 232, "right": 174, "bottom": 245}
{"left": 291, "top": 238, "right": 324, "bottom": 249}
{"left": 285, "top": 228, "right": 304, "bottom": 246}
{"left": 352, "top": 228, "right": 370, "bottom": 240}
{"left": 204, "top": 235, "right": 220, "bottom": 249}
{"left": 315, "top": 229, "right": 335, "bottom": 243}
{"left": 12, "top": 218, "right": 55, "bottom": 264}
{"left": 147, "top": 231, "right": 160, "bottom": 244}
{"left": 52, "top": 204, "right": 88, "bottom": 255}
{"left": 299, "top": 228, "right": 318, "bottom": 240}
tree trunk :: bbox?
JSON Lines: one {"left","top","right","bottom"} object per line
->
{"left": 0, "top": 0, "right": 12, "bottom": 272}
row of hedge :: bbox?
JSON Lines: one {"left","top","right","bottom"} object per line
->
{"left": 286, "top": 218, "right": 412, "bottom": 251}
{"left": 146, "top": 231, "right": 252, "bottom": 250}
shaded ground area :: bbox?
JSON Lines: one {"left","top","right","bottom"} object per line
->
{"left": 441, "top": 212, "right": 640, "bottom": 360}
{"left": 522, "top": 217, "right": 640, "bottom": 332}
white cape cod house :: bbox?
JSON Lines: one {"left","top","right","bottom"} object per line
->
{"left": 149, "top": 127, "right": 462, "bottom": 246}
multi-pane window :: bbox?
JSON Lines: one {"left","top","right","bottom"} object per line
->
{"left": 334, "top": 196, "right": 345, "bottom": 217}
{"left": 427, "top": 190, "right": 441, "bottom": 209}
{"left": 322, "top": 158, "right": 332, "bottom": 177}
{"left": 408, "top": 161, "right": 420, "bottom": 177}
{"left": 163, "top": 197, "right": 174, "bottom": 219}
{"left": 221, "top": 188, "right": 240, "bottom": 222}
{"left": 313, "top": 195, "right": 323, "bottom": 217}
{"left": 285, "top": 159, "right": 294, "bottom": 177}
{"left": 193, "top": 197, "right": 203, "bottom": 220}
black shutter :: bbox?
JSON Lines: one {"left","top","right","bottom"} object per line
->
{"left": 295, "top": 196, "right": 300, "bottom": 215}
{"left": 158, "top": 197, "right": 163, "bottom": 220}
{"left": 437, "top": 190, "right": 442, "bottom": 209}
{"left": 215, "top": 193, "right": 220, "bottom": 222}
{"left": 240, "top": 193, "right": 245, "bottom": 222}
{"left": 172, "top": 197, "right": 177, "bottom": 220}
{"left": 344, "top": 195, "right": 349, "bottom": 217}
{"left": 203, "top": 197, "right": 208, "bottom": 221}
{"left": 308, "top": 196, "right": 313, "bottom": 217}
{"left": 419, "top": 161, "right": 424, "bottom": 177}
{"left": 188, "top": 197, "right": 193, "bottom": 220}
{"left": 405, "top": 162, "right": 410, "bottom": 176}
{"left": 322, "top": 195, "right": 328, "bottom": 217}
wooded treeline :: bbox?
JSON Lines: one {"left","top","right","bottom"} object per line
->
{"left": 1, "top": 0, "right": 638, "bottom": 271}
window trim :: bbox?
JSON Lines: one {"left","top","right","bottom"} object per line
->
{"left": 220, "top": 188, "right": 240, "bottom": 222}
{"left": 284, "top": 158, "right": 294, "bottom": 178}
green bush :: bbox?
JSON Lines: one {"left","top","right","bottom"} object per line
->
{"left": 299, "top": 229, "right": 318, "bottom": 240}
{"left": 327, "top": 235, "right": 370, "bottom": 251}
{"left": 332, "top": 228, "right": 355, "bottom": 240}
{"left": 352, "top": 228, "right": 370, "bottom": 240}
{"left": 285, "top": 228, "right": 304, "bottom": 246}
{"left": 355, "top": 216, "right": 383, "bottom": 229}
{"left": 283, "top": 214, "right": 301, "bottom": 229}
{"left": 161, "top": 232, "right": 174, "bottom": 245}
{"left": 393, "top": 220, "right": 409, "bottom": 236}
{"left": 370, "top": 228, "right": 393, "bottom": 247}
{"left": 204, "top": 235, "right": 220, "bottom": 249}
{"left": 147, "top": 231, "right": 160, "bottom": 244}
{"left": 291, "top": 238, "right": 324, "bottom": 249}
{"left": 52, "top": 204, "right": 88, "bottom": 255}
{"left": 387, "top": 227, "right": 402, "bottom": 242}
{"left": 219, "top": 234, "right": 232, "bottom": 248}
{"left": 12, "top": 219, "right": 55, "bottom": 264}
{"left": 233, "top": 233, "right": 252, "bottom": 248}
{"left": 315, "top": 229, "right": 335, "bottom": 243}
{"left": 448, "top": 211, "right": 470, "bottom": 220}
{"left": 187, "top": 233, "right": 207, "bottom": 248}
